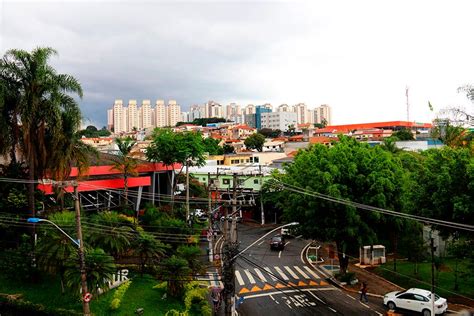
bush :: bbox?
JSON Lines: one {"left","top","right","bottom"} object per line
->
{"left": 183, "top": 281, "right": 210, "bottom": 315}
{"left": 109, "top": 280, "right": 131, "bottom": 311}
{"left": 110, "top": 298, "right": 121, "bottom": 310}
{"left": 153, "top": 281, "right": 168, "bottom": 290}
{"left": 165, "top": 309, "right": 189, "bottom": 316}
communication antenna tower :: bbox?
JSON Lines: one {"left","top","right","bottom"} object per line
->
{"left": 406, "top": 86, "right": 410, "bottom": 121}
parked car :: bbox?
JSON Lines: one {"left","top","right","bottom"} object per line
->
{"left": 270, "top": 235, "right": 285, "bottom": 251}
{"left": 192, "top": 209, "right": 206, "bottom": 218}
{"left": 220, "top": 215, "right": 242, "bottom": 223}
{"left": 281, "top": 222, "right": 300, "bottom": 237}
{"left": 383, "top": 288, "right": 448, "bottom": 316}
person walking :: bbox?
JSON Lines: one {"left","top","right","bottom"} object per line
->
{"left": 360, "top": 282, "right": 368, "bottom": 303}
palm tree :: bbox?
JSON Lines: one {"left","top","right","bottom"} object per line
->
{"left": 380, "top": 137, "right": 401, "bottom": 154}
{"left": 87, "top": 211, "right": 135, "bottom": 258}
{"left": 159, "top": 255, "right": 191, "bottom": 297}
{"left": 111, "top": 137, "right": 138, "bottom": 204}
{"left": 36, "top": 211, "right": 77, "bottom": 293}
{"left": 0, "top": 77, "right": 22, "bottom": 164}
{"left": 133, "top": 231, "right": 169, "bottom": 275}
{"left": 0, "top": 47, "right": 83, "bottom": 217}
{"left": 64, "top": 247, "right": 116, "bottom": 295}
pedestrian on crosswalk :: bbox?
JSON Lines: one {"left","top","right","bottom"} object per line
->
{"left": 360, "top": 282, "right": 368, "bottom": 303}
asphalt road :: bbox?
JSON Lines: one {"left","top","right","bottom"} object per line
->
{"left": 234, "top": 224, "right": 387, "bottom": 316}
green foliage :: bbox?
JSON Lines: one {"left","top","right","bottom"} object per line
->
{"left": 133, "top": 231, "right": 169, "bottom": 274}
{"left": 191, "top": 117, "right": 227, "bottom": 126}
{"left": 244, "top": 133, "right": 265, "bottom": 152}
{"left": 202, "top": 137, "right": 224, "bottom": 155}
{"left": 158, "top": 255, "right": 192, "bottom": 297}
{"left": 153, "top": 281, "right": 168, "bottom": 289}
{"left": 77, "top": 125, "right": 111, "bottom": 138}
{"left": 392, "top": 128, "right": 414, "bottom": 140}
{"left": 223, "top": 143, "right": 235, "bottom": 154}
{"left": 0, "top": 295, "right": 82, "bottom": 316}
{"left": 183, "top": 281, "right": 210, "bottom": 315}
{"left": 109, "top": 280, "right": 132, "bottom": 310}
{"left": 6, "top": 187, "right": 27, "bottom": 208}
{"left": 111, "top": 137, "right": 138, "bottom": 203}
{"left": 275, "top": 136, "right": 407, "bottom": 274}
{"left": 64, "top": 248, "right": 116, "bottom": 295}
{"left": 0, "top": 234, "right": 40, "bottom": 282}
{"left": 258, "top": 128, "right": 281, "bottom": 138}
{"left": 335, "top": 272, "right": 356, "bottom": 283}
{"left": 165, "top": 309, "right": 189, "bottom": 316}
{"left": 177, "top": 245, "right": 203, "bottom": 274}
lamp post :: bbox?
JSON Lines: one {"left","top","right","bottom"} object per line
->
{"left": 28, "top": 183, "right": 91, "bottom": 316}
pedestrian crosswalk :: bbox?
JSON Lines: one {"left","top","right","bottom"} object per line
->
{"left": 234, "top": 265, "right": 322, "bottom": 287}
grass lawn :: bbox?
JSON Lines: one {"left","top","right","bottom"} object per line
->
{"left": 374, "top": 258, "right": 474, "bottom": 299}
{"left": 0, "top": 274, "right": 188, "bottom": 315}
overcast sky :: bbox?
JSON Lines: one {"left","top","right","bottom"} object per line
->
{"left": 2, "top": 0, "right": 474, "bottom": 127}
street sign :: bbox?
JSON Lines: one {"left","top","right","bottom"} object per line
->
{"left": 83, "top": 292, "right": 92, "bottom": 303}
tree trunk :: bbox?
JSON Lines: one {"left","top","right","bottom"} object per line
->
{"left": 27, "top": 152, "right": 36, "bottom": 216}
{"left": 393, "top": 232, "right": 398, "bottom": 272}
{"left": 336, "top": 240, "right": 349, "bottom": 275}
{"left": 124, "top": 173, "right": 128, "bottom": 205}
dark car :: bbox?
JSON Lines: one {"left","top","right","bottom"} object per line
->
{"left": 270, "top": 235, "right": 285, "bottom": 251}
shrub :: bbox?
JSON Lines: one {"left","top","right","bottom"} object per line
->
{"left": 165, "top": 309, "right": 188, "bottom": 316}
{"left": 153, "top": 281, "right": 168, "bottom": 290}
{"left": 109, "top": 280, "right": 131, "bottom": 311}
{"left": 335, "top": 272, "right": 356, "bottom": 283}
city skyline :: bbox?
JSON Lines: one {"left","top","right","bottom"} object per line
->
{"left": 2, "top": 1, "right": 474, "bottom": 128}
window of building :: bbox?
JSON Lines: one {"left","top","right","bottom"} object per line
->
{"left": 254, "top": 179, "right": 259, "bottom": 184}
{"left": 223, "top": 179, "right": 230, "bottom": 185}
{"left": 254, "top": 157, "right": 259, "bottom": 163}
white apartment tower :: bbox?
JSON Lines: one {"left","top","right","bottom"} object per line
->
{"left": 245, "top": 104, "right": 256, "bottom": 115}
{"left": 155, "top": 100, "right": 167, "bottom": 127}
{"left": 167, "top": 100, "right": 181, "bottom": 127}
{"left": 140, "top": 100, "right": 152, "bottom": 129}
{"left": 127, "top": 100, "right": 139, "bottom": 131}
{"left": 295, "top": 103, "right": 307, "bottom": 124}
{"left": 113, "top": 100, "right": 125, "bottom": 133}
{"left": 317, "top": 104, "right": 332, "bottom": 125}
{"left": 107, "top": 109, "right": 114, "bottom": 131}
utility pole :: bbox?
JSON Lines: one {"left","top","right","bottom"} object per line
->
{"left": 430, "top": 230, "right": 436, "bottom": 316}
{"left": 208, "top": 172, "right": 213, "bottom": 263}
{"left": 186, "top": 159, "right": 190, "bottom": 225}
{"left": 73, "top": 182, "right": 91, "bottom": 316}
{"left": 259, "top": 165, "right": 265, "bottom": 225}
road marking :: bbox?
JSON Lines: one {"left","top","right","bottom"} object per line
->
{"left": 284, "top": 266, "right": 299, "bottom": 279}
{"left": 244, "top": 269, "right": 256, "bottom": 284}
{"left": 375, "top": 312, "right": 383, "bottom": 316}
{"left": 328, "top": 307, "right": 337, "bottom": 313}
{"left": 293, "top": 266, "right": 310, "bottom": 279}
{"left": 304, "top": 288, "right": 326, "bottom": 304}
{"left": 254, "top": 268, "right": 267, "bottom": 282}
{"left": 346, "top": 294, "right": 356, "bottom": 300}
{"left": 257, "top": 240, "right": 265, "bottom": 246}
{"left": 274, "top": 266, "right": 289, "bottom": 280}
{"left": 250, "top": 285, "right": 262, "bottom": 292}
{"left": 303, "top": 265, "right": 320, "bottom": 279}
{"left": 235, "top": 270, "right": 245, "bottom": 286}
{"left": 278, "top": 251, "right": 282, "bottom": 258}
{"left": 263, "top": 267, "right": 278, "bottom": 281}
{"left": 284, "top": 241, "right": 290, "bottom": 246}
{"left": 240, "top": 288, "right": 338, "bottom": 299}
{"left": 359, "top": 302, "right": 370, "bottom": 308}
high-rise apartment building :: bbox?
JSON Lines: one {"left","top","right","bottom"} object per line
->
{"left": 107, "top": 109, "right": 114, "bottom": 131}
{"left": 140, "top": 100, "right": 152, "bottom": 129}
{"left": 113, "top": 100, "right": 125, "bottom": 133}
{"left": 155, "top": 100, "right": 167, "bottom": 127}
{"left": 317, "top": 104, "right": 332, "bottom": 125}
{"left": 226, "top": 102, "right": 242, "bottom": 123}
{"left": 245, "top": 104, "right": 256, "bottom": 115}
{"left": 168, "top": 100, "right": 181, "bottom": 127}
{"left": 206, "top": 100, "right": 223, "bottom": 118}
{"left": 127, "top": 100, "right": 138, "bottom": 131}
{"left": 294, "top": 103, "right": 307, "bottom": 124}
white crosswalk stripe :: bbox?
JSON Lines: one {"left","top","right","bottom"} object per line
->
{"left": 293, "top": 266, "right": 310, "bottom": 279}
{"left": 235, "top": 270, "right": 245, "bottom": 286}
{"left": 264, "top": 267, "right": 278, "bottom": 281}
{"left": 274, "top": 266, "right": 289, "bottom": 280}
{"left": 284, "top": 266, "right": 299, "bottom": 279}
{"left": 244, "top": 269, "right": 256, "bottom": 284}
{"left": 303, "top": 265, "right": 321, "bottom": 279}
{"left": 254, "top": 268, "right": 267, "bottom": 282}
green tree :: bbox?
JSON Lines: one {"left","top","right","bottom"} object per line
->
{"left": 64, "top": 248, "right": 116, "bottom": 295}
{"left": 380, "top": 137, "right": 401, "bottom": 154}
{"left": 202, "top": 137, "right": 224, "bottom": 155}
{"left": 158, "top": 255, "right": 191, "bottom": 297}
{"left": 275, "top": 136, "right": 407, "bottom": 275}
{"left": 176, "top": 245, "right": 203, "bottom": 275}
{"left": 392, "top": 128, "right": 414, "bottom": 141}
{"left": 244, "top": 133, "right": 265, "bottom": 152}
{"left": 133, "top": 231, "right": 168, "bottom": 275}
{"left": 88, "top": 211, "right": 135, "bottom": 258}
{"left": 223, "top": 144, "right": 235, "bottom": 154}
{"left": 111, "top": 137, "right": 138, "bottom": 204}
{"left": 0, "top": 47, "right": 83, "bottom": 216}
{"left": 258, "top": 128, "right": 281, "bottom": 138}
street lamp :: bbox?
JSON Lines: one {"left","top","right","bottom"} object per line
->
{"left": 27, "top": 218, "right": 80, "bottom": 248}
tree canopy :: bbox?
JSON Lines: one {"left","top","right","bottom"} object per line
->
{"left": 273, "top": 136, "right": 407, "bottom": 274}
{"left": 244, "top": 133, "right": 265, "bottom": 152}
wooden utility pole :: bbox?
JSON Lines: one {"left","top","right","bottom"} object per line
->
{"left": 186, "top": 160, "right": 190, "bottom": 224}
{"left": 207, "top": 172, "right": 213, "bottom": 263}
{"left": 430, "top": 232, "right": 436, "bottom": 315}
{"left": 259, "top": 165, "right": 265, "bottom": 225}
{"left": 74, "top": 183, "right": 91, "bottom": 316}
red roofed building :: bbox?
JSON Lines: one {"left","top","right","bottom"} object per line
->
{"left": 231, "top": 124, "right": 256, "bottom": 139}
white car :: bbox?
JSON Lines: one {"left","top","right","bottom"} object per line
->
{"left": 384, "top": 288, "right": 448, "bottom": 316}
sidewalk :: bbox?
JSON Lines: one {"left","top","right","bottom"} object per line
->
{"left": 314, "top": 243, "right": 473, "bottom": 313}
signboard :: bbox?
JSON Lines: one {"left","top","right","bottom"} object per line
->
{"left": 83, "top": 292, "right": 92, "bottom": 302}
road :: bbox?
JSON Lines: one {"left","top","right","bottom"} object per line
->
{"left": 233, "top": 224, "right": 387, "bottom": 316}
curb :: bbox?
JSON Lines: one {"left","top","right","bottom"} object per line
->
{"left": 350, "top": 264, "right": 404, "bottom": 290}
